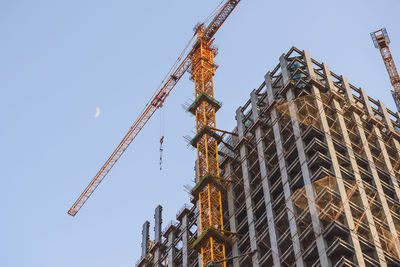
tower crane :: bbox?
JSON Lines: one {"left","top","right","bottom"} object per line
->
{"left": 371, "top": 28, "right": 400, "bottom": 111}
{"left": 68, "top": 1, "right": 241, "bottom": 266}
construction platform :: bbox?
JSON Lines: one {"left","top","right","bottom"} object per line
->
{"left": 136, "top": 47, "right": 400, "bottom": 267}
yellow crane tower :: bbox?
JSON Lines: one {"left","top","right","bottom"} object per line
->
{"left": 371, "top": 28, "right": 400, "bottom": 111}
{"left": 68, "top": 1, "right": 241, "bottom": 266}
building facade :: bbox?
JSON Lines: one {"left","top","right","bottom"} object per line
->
{"left": 136, "top": 47, "right": 400, "bottom": 267}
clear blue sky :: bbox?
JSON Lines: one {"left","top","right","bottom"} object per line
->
{"left": 1, "top": 0, "right": 399, "bottom": 266}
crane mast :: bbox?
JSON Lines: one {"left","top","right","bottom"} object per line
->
{"left": 189, "top": 26, "right": 226, "bottom": 266}
{"left": 188, "top": 2, "right": 240, "bottom": 266}
{"left": 371, "top": 28, "right": 400, "bottom": 111}
{"left": 68, "top": 1, "right": 241, "bottom": 266}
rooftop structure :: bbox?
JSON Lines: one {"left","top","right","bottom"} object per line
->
{"left": 136, "top": 47, "right": 400, "bottom": 267}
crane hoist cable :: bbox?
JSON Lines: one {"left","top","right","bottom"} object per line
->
{"left": 159, "top": 106, "right": 165, "bottom": 170}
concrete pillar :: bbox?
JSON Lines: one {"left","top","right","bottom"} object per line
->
{"left": 153, "top": 205, "right": 163, "bottom": 267}
{"left": 181, "top": 214, "right": 189, "bottom": 267}
{"left": 225, "top": 162, "right": 240, "bottom": 267}
{"left": 341, "top": 76, "right": 355, "bottom": 103}
{"left": 279, "top": 53, "right": 291, "bottom": 83}
{"left": 236, "top": 107, "right": 260, "bottom": 266}
{"left": 250, "top": 90, "right": 281, "bottom": 266}
{"left": 282, "top": 52, "right": 329, "bottom": 267}
{"left": 154, "top": 205, "right": 163, "bottom": 243}
{"left": 265, "top": 72, "right": 304, "bottom": 267}
{"left": 141, "top": 221, "right": 150, "bottom": 258}
{"left": 153, "top": 250, "right": 161, "bottom": 267}
{"left": 377, "top": 100, "right": 400, "bottom": 197}
{"left": 167, "top": 230, "right": 176, "bottom": 267}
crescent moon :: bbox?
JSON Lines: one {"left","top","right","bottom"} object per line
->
{"left": 94, "top": 107, "right": 100, "bottom": 118}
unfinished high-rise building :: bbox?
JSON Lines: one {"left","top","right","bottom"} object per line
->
{"left": 135, "top": 47, "right": 400, "bottom": 267}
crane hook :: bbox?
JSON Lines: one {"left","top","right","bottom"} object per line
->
{"left": 159, "top": 136, "right": 164, "bottom": 170}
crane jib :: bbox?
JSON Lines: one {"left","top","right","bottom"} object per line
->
{"left": 204, "top": 0, "right": 240, "bottom": 42}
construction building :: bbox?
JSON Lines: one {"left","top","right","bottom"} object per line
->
{"left": 136, "top": 47, "right": 400, "bottom": 267}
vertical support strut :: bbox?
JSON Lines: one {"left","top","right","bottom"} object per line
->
{"left": 189, "top": 25, "right": 227, "bottom": 267}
